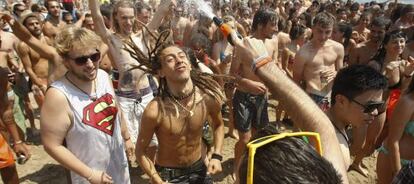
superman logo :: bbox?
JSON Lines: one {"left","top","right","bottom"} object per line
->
{"left": 82, "top": 93, "right": 117, "bottom": 136}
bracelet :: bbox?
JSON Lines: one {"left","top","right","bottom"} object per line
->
{"left": 253, "top": 57, "right": 272, "bottom": 73}
{"left": 86, "top": 169, "right": 94, "bottom": 181}
{"left": 14, "top": 140, "right": 23, "bottom": 145}
{"left": 211, "top": 153, "right": 223, "bottom": 161}
{"left": 251, "top": 55, "right": 268, "bottom": 71}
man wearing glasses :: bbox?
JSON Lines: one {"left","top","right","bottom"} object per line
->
{"left": 1, "top": 14, "right": 133, "bottom": 184}
{"left": 231, "top": 33, "right": 386, "bottom": 183}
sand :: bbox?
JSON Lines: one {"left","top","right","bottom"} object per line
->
{"left": 13, "top": 97, "right": 378, "bottom": 184}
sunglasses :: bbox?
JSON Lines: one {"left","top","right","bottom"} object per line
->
{"left": 67, "top": 50, "right": 101, "bottom": 65}
{"left": 246, "top": 132, "right": 323, "bottom": 184}
{"left": 349, "top": 98, "right": 384, "bottom": 114}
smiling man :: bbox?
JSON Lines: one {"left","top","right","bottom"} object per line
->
{"left": 293, "top": 12, "right": 344, "bottom": 111}
{"left": 39, "top": 27, "right": 132, "bottom": 184}
{"left": 135, "top": 44, "right": 225, "bottom": 184}
{"left": 326, "top": 65, "right": 387, "bottom": 169}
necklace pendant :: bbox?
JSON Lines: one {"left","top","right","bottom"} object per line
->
{"left": 189, "top": 111, "right": 194, "bottom": 117}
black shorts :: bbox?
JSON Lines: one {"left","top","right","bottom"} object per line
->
{"left": 232, "top": 90, "right": 269, "bottom": 132}
{"left": 155, "top": 159, "right": 213, "bottom": 184}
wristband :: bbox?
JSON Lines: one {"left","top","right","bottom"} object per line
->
{"left": 211, "top": 153, "right": 223, "bottom": 161}
{"left": 253, "top": 57, "right": 272, "bottom": 73}
{"left": 251, "top": 55, "right": 268, "bottom": 71}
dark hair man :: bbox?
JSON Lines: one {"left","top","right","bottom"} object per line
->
{"left": 232, "top": 7, "right": 278, "bottom": 183}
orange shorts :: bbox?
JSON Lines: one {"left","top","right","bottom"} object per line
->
{"left": 0, "top": 134, "right": 14, "bottom": 169}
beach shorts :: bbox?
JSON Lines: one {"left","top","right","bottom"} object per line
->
{"left": 233, "top": 90, "right": 269, "bottom": 132}
{"left": 392, "top": 160, "right": 414, "bottom": 184}
{"left": 308, "top": 93, "right": 331, "bottom": 112}
{"left": 0, "top": 134, "right": 15, "bottom": 169}
{"left": 156, "top": 158, "right": 213, "bottom": 184}
{"left": 116, "top": 87, "right": 158, "bottom": 146}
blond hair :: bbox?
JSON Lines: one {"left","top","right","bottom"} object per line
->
{"left": 54, "top": 26, "right": 102, "bottom": 56}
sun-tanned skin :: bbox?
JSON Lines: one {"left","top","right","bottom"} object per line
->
{"left": 17, "top": 15, "right": 49, "bottom": 108}
{"left": 293, "top": 23, "right": 344, "bottom": 100}
{"left": 0, "top": 67, "right": 30, "bottom": 184}
{"left": 231, "top": 12, "right": 278, "bottom": 183}
{"left": 230, "top": 33, "right": 349, "bottom": 184}
{"left": 136, "top": 46, "right": 224, "bottom": 184}
{"left": 42, "top": 0, "right": 66, "bottom": 38}
{"left": 348, "top": 24, "right": 386, "bottom": 66}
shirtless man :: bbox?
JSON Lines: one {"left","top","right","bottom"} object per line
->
{"left": 293, "top": 12, "right": 344, "bottom": 111}
{"left": 0, "top": 67, "right": 30, "bottom": 184}
{"left": 42, "top": 0, "right": 65, "bottom": 38}
{"left": 171, "top": 6, "right": 191, "bottom": 46}
{"left": 17, "top": 13, "right": 49, "bottom": 108}
{"left": 348, "top": 17, "right": 390, "bottom": 65}
{"left": 231, "top": 8, "right": 278, "bottom": 183}
{"left": 136, "top": 45, "right": 224, "bottom": 184}
{"left": 89, "top": 0, "right": 174, "bottom": 160}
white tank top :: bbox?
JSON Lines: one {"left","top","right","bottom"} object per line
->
{"left": 51, "top": 70, "right": 130, "bottom": 184}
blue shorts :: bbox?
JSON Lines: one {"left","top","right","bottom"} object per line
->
{"left": 232, "top": 90, "right": 269, "bottom": 132}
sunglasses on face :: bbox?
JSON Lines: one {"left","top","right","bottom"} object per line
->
{"left": 67, "top": 49, "right": 101, "bottom": 66}
{"left": 349, "top": 98, "right": 384, "bottom": 114}
{"left": 246, "top": 132, "right": 323, "bottom": 184}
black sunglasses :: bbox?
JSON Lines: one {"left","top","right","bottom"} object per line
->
{"left": 349, "top": 98, "right": 384, "bottom": 114}
{"left": 68, "top": 50, "right": 101, "bottom": 65}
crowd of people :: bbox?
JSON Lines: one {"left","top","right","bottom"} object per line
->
{"left": 0, "top": 0, "right": 413, "bottom": 183}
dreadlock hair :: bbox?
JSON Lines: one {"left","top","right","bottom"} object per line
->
{"left": 153, "top": 43, "right": 225, "bottom": 103}
{"left": 123, "top": 29, "right": 226, "bottom": 117}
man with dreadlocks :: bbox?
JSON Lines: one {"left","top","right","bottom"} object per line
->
{"left": 88, "top": 0, "right": 175, "bottom": 162}
{"left": 134, "top": 40, "right": 225, "bottom": 183}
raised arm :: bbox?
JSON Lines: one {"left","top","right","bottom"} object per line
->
{"left": 88, "top": 0, "right": 111, "bottom": 39}
{"left": 1, "top": 14, "right": 59, "bottom": 61}
{"left": 145, "top": 0, "right": 176, "bottom": 32}
{"left": 232, "top": 37, "right": 350, "bottom": 183}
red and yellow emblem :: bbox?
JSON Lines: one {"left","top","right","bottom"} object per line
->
{"left": 82, "top": 93, "right": 117, "bottom": 135}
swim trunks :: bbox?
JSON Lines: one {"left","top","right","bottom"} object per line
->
{"left": 233, "top": 90, "right": 269, "bottom": 132}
